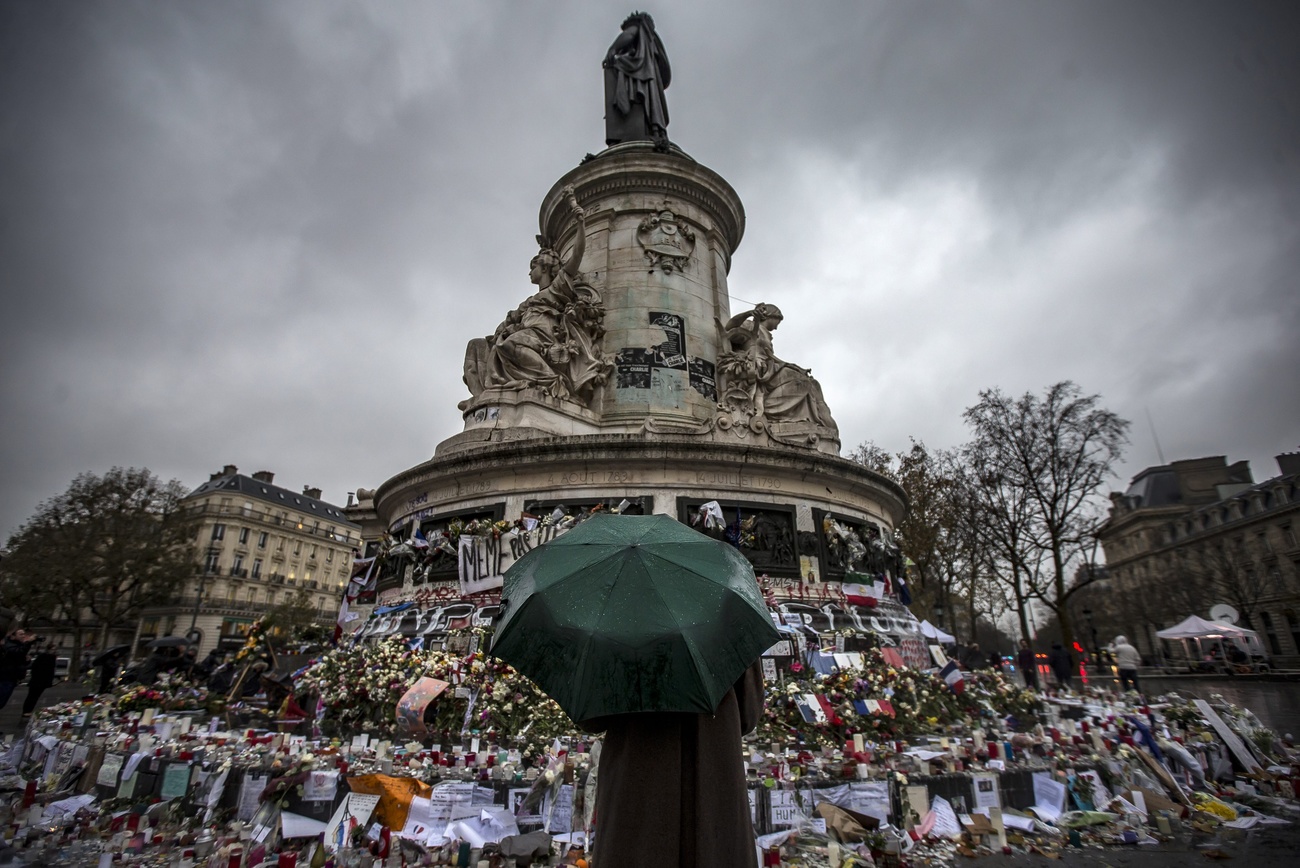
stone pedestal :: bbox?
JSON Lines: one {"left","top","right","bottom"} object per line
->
{"left": 541, "top": 142, "right": 744, "bottom": 433}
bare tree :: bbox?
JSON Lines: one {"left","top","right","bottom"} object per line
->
{"left": 1, "top": 468, "right": 198, "bottom": 671}
{"left": 963, "top": 382, "right": 1130, "bottom": 652}
{"left": 850, "top": 440, "right": 985, "bottom": 638}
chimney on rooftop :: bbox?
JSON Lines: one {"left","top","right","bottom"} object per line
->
{"left": 1277, "top": 452, "right": 1300, "bottom": 477}
{"left": 303, "top": 485, "right": 323, "bottom": 500}
{"left": 221, "top": 464, "right": 238, "bottom": 477}
{"left": 251, "top": 471, "right": 275, "bottom": 483}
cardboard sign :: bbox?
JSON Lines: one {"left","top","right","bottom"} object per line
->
{"left": 395, "top": 678, "right": 450, "bottom": 736}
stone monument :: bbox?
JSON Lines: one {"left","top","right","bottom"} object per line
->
{"left": 347, "top": 16, "right": 918, "bottom": 662}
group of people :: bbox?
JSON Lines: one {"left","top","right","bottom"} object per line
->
{"left": 0, "top": 628, "right": 61, "bottom": 723}
{"left": 1013, "top": 634, "right": 1144, "bottom": 694}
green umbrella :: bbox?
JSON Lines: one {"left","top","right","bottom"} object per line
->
{"left": 489, "top": 513, "right": 780, "bottom": 722}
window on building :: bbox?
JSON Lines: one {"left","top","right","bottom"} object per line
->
{"left": 1259, "top": 612, "right": 1282, "bottom": 655}
{"left": 211, "top": 524, "right": 226, "bottom": 542}
{"left": 242, "top": 501, "right": 253, "bottom": 516}
{"left": 1285, "top": 610, "right": 1300, "bottom": 655}
{"left": 252, "top": 559, "right": 263, "bottom": 579}
{"left": 305, "top": 569, "right": 314, "bottom": 584}
{"left": 258, "top": 531, "right": 268, "bottom": 548}
{"left": 247, "top": 588, "right": 259, "bottom": 604}
{"left": 1283, "top": 524, "right": 1297, "bottom": 549}
{"left": 1257, "top": 532, "right": 1271, "bottom": 553}
{"left": 311, "top": 544, "right": 317, "bottom": 559}
{"left": 266, "top": 590, "right": 276, "bottom": 606}
{"left": 294, "top": 541, "right": 302, "bottom": 556}
{"left": 238, "top": 527, "right": 250, "bottom": 545}
{"left": 232, "top": 554, "right": 244, "bottom": 575}
{"left": 227, "top": 585, "right": 238, "bottom": 602}
{"left": 204, "top": 550, "right": 220, "bottom": 574}
{"left": 326, "top": 549, "right": 334, "bottom": 563}
{"left": 276, "top": 537, "right": 285, "bottom": 552}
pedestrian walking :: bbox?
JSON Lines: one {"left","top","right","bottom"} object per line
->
{"left": 1047, "top": 642, "right": 1074, "bottom": 692}
{"left": 21, "top": 643, "right": 58, "bottom": 721}
{"left": 1112, "top": 635, "right": 1142, "bottom": 693}
{"left": 1017, "top": 639, "right": 1038, "bottom": 689}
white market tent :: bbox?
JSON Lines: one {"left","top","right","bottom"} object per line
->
{"left": 919, "top": 620, "right": 956, "bottom": 644}
{"left": 1156, "top": 615, "right": 1266, "bottom": 665}
{"left": 1155, "top": 615, "right": 1250, "bottom": 640}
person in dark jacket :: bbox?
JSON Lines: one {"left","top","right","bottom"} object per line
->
{"left": 21, "top": 643, "right": 58, "bottom": 720}
{"left": 582, "top": 661, "right": 765, "bottom": 868}
{"left": 1047, "top": 642, "right": 1074, "bottom": 691}
{"left": 1017, "top": 639, "right": 1038, "bottom": 689}
{"left": 0, "top": 629, "right": 38, "bottom": 710}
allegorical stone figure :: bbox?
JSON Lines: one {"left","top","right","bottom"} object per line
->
{"left": 603, "top": 12, "right": 671, "bottom": 147}
{"left": 461, "top": 188, "right": 613, "bottom": 408}
{"left": 716, "top": 303, "right": 838, "bottom": 432}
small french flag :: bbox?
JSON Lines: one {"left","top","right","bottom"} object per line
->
{"left": 412, "top": 527, "right": 430, "bottom": 550}
{"left": 940, "top": 660, "right": 965, "bottom": 694}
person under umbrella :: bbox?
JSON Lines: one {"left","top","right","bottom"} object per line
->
{"left": 491, "top": 514, "right": 778, "bottom": 868}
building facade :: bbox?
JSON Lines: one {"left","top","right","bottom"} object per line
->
{"left": 1098, "top": 452, "right": 1300, "bottom": 666}
{"left": 156, "top": 465, "right": 361, "bottom": 655}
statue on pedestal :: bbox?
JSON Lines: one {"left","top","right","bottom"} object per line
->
{"left": 603, "top": 12, "right": 671, "bottom": 147}
{"left": 461, "top": 188, "right": 613, "bottom": 409}
{"left": 716, "top": 303, "right": 838, "bottom": 438}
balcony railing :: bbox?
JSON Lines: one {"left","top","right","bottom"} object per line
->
{"left": 228, "top": 567, "right": 248, "bottom": 578}
{"left": 183, "top": 502, "right": 358, "bottom": 545}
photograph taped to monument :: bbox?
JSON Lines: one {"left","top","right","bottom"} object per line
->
{"left": 688, "top": 357, "right": 716, "bottom": 401}
{"left": 614, "top": 347, "right": 652, "bottom": 389}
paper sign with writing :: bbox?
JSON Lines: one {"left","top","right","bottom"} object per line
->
{"left": 303, "top": 770, "right": 339, "bottom": 802}
{"left": 160, "top": 762, "right": 192, "bottom": 800}
{"left": 324, "top": 793, "right": 381, "bottom": 853}
{"left": 238, "top": 773, "right": 267, "bottom": 821}
{"left": 769, "top": 789, "right": 801, "bottom": 828}
{"left": 395, "top": 677, "right": 450, "bottom": 736}
{"left": 458, "top": 523, "right": 572, "bottom": 596}
{"left": 97, "top": 753, "right": 124, "bottom": 788}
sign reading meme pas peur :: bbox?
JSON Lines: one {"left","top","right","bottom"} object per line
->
{"left": 456, "top": 523, "right": 574, "bottom": 595}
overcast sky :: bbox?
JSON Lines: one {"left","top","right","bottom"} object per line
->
{"left": 2, "top": 0, "right": 1297, "bottom": 538}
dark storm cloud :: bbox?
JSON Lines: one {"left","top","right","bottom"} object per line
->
{"left": 1, "top": 0, "right": 1297, "bottom": 538}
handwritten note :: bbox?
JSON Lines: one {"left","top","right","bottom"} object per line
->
{"left": 96, "top": 753, "right": 124, "bottom": 788}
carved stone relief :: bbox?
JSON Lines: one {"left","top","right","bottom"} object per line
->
{"left": 460, "top": 187, "right": 614, "bottom": 410}
{"left": 637, "top": 208, "right": 695, "bottom": 272}
{"left": 714, "top": 302, "right": 838, "bottom": 447}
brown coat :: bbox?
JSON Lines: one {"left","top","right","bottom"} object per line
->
{"left": 583, "top": 662, "right": 765, "bottom": 868}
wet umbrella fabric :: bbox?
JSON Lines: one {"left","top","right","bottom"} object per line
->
{"left": 146, "top": 636, "right": 192, "bottom": 649}
{"left": 489, "top": 513, "right": 780, "bottom": 722}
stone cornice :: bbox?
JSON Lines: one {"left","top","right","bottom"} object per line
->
{"left": 541, "top": 147, "right": 746, "bottom": 266}
{"left": 375, "top": 434, "right": 907, "bottom": 526}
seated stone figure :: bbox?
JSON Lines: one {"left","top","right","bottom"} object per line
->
{"left": 461, "top": 192, "right": 612, "bottom": 409}
{"left": 716, "top": 303, "right": 837, "bottom": 433}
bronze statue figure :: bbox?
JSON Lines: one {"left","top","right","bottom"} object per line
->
{"left": 603, "top": 12, "right": 671, "bottom": 147}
